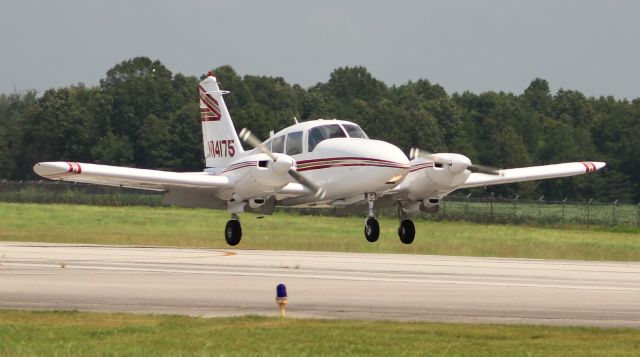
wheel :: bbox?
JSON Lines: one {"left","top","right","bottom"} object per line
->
{"left": 225, "top": 219, "right": 242, "bottom": 246}
{"left": 364, "top": 217, "right": 380, "bottom": 242}
{"left": 398, "top": 219, "right": 415, "bottom": 244}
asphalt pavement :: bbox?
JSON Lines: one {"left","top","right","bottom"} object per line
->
{"left": 1, "top": 242, "right": 639, "bottom": 327}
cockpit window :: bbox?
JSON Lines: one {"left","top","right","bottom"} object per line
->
{"left": 342, "top": 124, "right": 368, "bottom": 139}
{"left": 272, "top": 135, "right": 285, "bottom": 153}
{"left": 285, "top": 131, "right": 303, "bottom": 156}
{"left": 307, "top": 124, "right": 347, "bottom": 152}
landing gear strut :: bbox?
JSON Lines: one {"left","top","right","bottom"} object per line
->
{"left": 364, "top": 193, "right": 379, "bottom": 242}
{"left": 397, "top": 202, "right": 415, "bottom": 244}
{"left": 225, "top": 214, "right": 242, "bottom": 246}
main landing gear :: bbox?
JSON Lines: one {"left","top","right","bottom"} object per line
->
{"left": 362, "top": 196, "right": 416, "bottom": 244}
{"left": 397, "top": 202, "right": 415, "bottom": 244}
{"left": 225, "top": 214, "right": 242, "bottom": 246}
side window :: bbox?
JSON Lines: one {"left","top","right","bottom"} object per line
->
{"left": 342, "top": 124, "right": 368, "bottom": 139}
{"left": 307, "top": 124, "right": 347, "bottom": 152}
{"left": 272, "top": 136, "right": 284, "bottom": 153}
{"left": 308, "top": 127, "right": 325, "bottom": 152}
{"left": 285, "top": 131, "right": 303, "bottom": 156}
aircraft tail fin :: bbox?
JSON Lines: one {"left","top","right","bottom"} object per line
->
{"left": 198, "top": 73, "right": 244, "bottom": 168}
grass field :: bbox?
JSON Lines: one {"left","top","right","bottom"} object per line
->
{"left": 1, "top": 202, "right": 639, "bottom": 261}
{"left": 0, "top": 311, "right": 638, "bottom": 356}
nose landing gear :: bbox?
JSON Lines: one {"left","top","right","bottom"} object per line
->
{"left": 225, "top": 214, "right": 242, "bottom": 246}
{"left": 364, "top": 193, "right": 379, "bottom": 242}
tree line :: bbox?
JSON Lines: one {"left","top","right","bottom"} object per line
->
{"left": 1, "top": 57, "right": 638, "bottom": 201}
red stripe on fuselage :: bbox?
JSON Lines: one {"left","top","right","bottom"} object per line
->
{"left": 297, "top": 162, "right": 408, "bottom": 172}
{"left": 297, "top": 156, "right": 403, "bottom": 165}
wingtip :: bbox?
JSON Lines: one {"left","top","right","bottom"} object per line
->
{"left": 594, "top": 162, "right": 606, "bottom": 171}
{"left": 33, "top": 161, "right": 70, "bottom": 178}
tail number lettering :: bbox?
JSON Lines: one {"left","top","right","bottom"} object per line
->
{"left": 207, "top": 139, "right": 236, "bottom": 158}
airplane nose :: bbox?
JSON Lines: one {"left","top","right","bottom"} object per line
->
{"left": 319, "top": 138, "right": 409, "bottom": 168}
{"left": 374, "top": 140, "right": 410, "bottom": 166}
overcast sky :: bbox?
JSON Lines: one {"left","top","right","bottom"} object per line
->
{"left": 1, "top": 0, "right": 638, "bottom": 99}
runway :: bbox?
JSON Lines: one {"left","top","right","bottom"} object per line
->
{"left": 1, "top": 242, "right": 639, "bottom": 328}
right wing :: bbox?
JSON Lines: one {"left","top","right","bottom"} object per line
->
{"left": 33, "top": 162, "right": 230, "bottom": 191}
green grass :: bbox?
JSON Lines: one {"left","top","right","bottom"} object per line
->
{"left": 1, "top": 202, "right": 640, "bottom": 261}
{"left": 0, "top": 310, "right": 638, "bottom": 356}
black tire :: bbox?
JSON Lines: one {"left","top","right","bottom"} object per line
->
{"left": 225, "top": 220, "right": 242, "bottom": 246}
{"left": 398, "top": 219, "right": 416, "bottom": 244}
{"left": 364, "top": 217, "right": 380, "bottom": 243}
{"left": 398, "top": 219, "right": 415, "bottom": 244}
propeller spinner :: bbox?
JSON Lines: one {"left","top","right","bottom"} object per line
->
{"left": 239, "top": 128, "right": 327, "bottom": 198}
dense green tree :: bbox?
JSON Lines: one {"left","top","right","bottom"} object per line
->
{"left": 165, "top": 102, "right": 202, "bottom": 171}
{"left": 91, "top": 132, "right": 134, "bottom": 165}
{"left": 1, "top": 58, "right": 638, "bottom": 201}
{"left": 522, "top": 78, "right": 552, "bottom": 116}
{"left": 137, "top": 114, "right": 172, "bottom": 169}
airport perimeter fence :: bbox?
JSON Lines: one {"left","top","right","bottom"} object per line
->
{"left": 1, "top": 181, "right": 639, "bottom": 227}
{"left": 0, "top": 180, "right": 163, "bottom": 207}
{"left": 430, "top": 195, "right": 640, "bottom": 227}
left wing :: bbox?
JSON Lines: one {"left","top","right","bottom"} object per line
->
{"left": 389, "top": 159, "right": 606, "bottom": 210}
{"left": 33, "top": 162, "right": 230, "bottom": 191}
{"left": 460, "top": 161, "right": 605, "bottom": 189}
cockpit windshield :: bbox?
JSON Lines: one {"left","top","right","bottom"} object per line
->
{"left": 342, "top": 124, "right": 368, "bottom": 139}
{"left": 308, "top": 124, "right": 346, "bottom": 152}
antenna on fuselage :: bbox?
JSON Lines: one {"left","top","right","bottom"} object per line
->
{"left": 293, "top": 116, "right": 299, "bottom": 124}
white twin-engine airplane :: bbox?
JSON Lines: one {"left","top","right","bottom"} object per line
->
{"left": 34, "top": 72, "right": 605, "bottom": 246}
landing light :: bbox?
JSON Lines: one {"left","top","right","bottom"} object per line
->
{"left": 386, "top": 174, "right": 404, "bottom": 184}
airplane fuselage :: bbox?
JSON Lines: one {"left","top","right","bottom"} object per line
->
{"left": 214, "top": 119, "right": 410, "bottom": 207}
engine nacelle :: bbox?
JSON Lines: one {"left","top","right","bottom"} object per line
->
{"left": 228, "top": 196, "right": 276, "bottom": 215}
{"left": 405, "top": 154, "right": 471, "bottom": 201}
{"left": 217, "top": 153, "right": 295, "bottom": 201}
{"left": 404, "top": 199, "right": 440, "bottom": 213}
{"left": 248, "top": 197, "right": 266, "bottom": 209}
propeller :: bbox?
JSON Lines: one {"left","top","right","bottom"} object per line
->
{"left": 409, "top": 148, "right": 500, "bottom": 175}
{"left": 239, "top": 128, "right": 327, "bottom": 198}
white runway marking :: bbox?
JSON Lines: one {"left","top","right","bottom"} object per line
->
{"left": 1, "top": 242, "right": 639, "bottom": 327}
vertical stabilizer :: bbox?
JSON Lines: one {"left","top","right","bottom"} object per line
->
{"left": 198, "top": 73, "right": 244, "bottom": 168}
